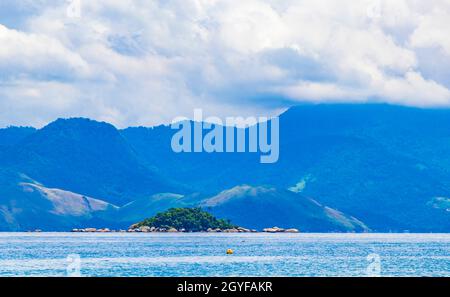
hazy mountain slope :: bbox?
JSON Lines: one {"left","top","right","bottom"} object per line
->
{"left": 21, "top": 183, "right": 118, "bottom": 217}
{"left": 0, "top": 168, "right": 118, "bottom": 231}
{"left": 117, "top": 193, "right": 187, "bottom": 224}
{"left": 278, "top": 105, "right": 450, "bottom": 232}
{"left": 1, "top": 118, "right": 176, "bottom": 206}
{"left": 0, "top": 126, "right": 36, "bottom": 146}
{"left": 293, "top": 139, "right": 450, "bottom": 232}
{"left": 200, "top": 185, "right": 369, "bottom": 232}
{"left": 122, "top": 104, "right": 450, "bottom": 232}
{"left": 113, "top": 185, "right": 369, "bottom": 231}
{"left": 1, "top": 104, "right": 450, "bottom": 231}
{"left": 121, "top": 124, "right": 258, "bottom": 194}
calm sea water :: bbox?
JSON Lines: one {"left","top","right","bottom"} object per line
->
{"left": 0, "top": 233, "right": 448, "bottom": 277}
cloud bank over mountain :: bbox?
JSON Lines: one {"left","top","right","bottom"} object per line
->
{"left": 1, "top": 0, "right": 450, "bottom": 127}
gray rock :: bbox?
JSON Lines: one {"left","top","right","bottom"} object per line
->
{"left": 224, "top": 228, "right": 239, "bottom": 233}
{"left": 139, "top": 226, "right": 151, "bottom": 232}
{"left": 263, "top": 227, "right": 285, "bottom": 233}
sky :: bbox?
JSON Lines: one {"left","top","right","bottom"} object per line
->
{"left": 0, "top": 0, "right": 450, "bottom": 128}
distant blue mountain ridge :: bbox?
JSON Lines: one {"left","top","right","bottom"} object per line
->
{"left": 0, "top": 104, "right": 449, "bottom": 232}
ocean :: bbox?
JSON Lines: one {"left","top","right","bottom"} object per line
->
{"left": 0, "top": 233, "right": 448, "bottom": 277}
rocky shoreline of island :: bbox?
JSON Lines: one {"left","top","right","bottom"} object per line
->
{"left": 72, "top": 208, "right": 301, "bottom": 233}
{"left": 38, "top": 208, "right": 302, "bottom": 233}
{"left": 70, "top": 226, "right": 299, "bottom": 233}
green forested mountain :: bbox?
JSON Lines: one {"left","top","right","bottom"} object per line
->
{"left": 1, "top": 104, "right": 450, "bottom": 231}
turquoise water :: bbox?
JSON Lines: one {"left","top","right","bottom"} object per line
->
{"left": 0, "top": 233, "right": 448, "bottom": 277}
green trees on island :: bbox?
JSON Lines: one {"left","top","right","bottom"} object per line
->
{"left": 136, "top": 208, "right": 236, "bottom": 232}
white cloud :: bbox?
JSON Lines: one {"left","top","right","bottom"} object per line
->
{"left": 277, "top": 81, "right": 367, "bottom": 102}
{"left": 0, "top": 0, "right": 449, "bottom": 128}
{"left": 409, "top": 6, "right": 450, "bottom": 56}
{"left": 379, "top": 71, "right": 450, "bottom": 106}
{"left": 0, "top": 80, "right": 80, "bottom": 127}
{"left": 0, "top": 24, "right": 91, "bottom": 79}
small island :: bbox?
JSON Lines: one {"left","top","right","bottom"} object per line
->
{"left": 71, "top": 207, "right": 299, "bottom": 233}
{"left": 129, "top": 207, "right": 256, "bottom": 233}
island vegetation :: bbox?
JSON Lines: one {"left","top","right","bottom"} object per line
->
{"left": 133, "top": 207, "right": 238, "bottom": 232}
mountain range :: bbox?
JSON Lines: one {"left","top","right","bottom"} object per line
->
{"left": 0, "top": 104, "right": 449, "bottom": 232}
